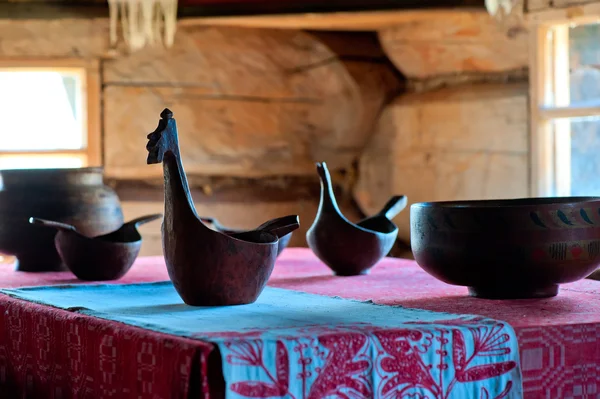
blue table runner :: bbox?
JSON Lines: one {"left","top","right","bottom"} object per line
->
{"left": 1, "top": 282, "right": 523, "bottom": 399}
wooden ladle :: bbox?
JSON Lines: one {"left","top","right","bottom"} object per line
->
{"left": 29, "top": 214, "right": 162, "bottom": 281}
{"left": 306, "top": 162, "right": 407, "bottom": 276}
{"left": 146, "top": 109, "right": 300, "bottom": 306}
{"left": 199, "top": 216, "right": 293, "bottom": 257}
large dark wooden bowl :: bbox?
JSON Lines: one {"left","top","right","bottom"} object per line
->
{"left": 411, "top": 197, "right": 600, "bottom": 299}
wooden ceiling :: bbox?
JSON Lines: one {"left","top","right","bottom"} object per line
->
{"left": 177, "top": 0, "right": 485, "bottom": 18}
{"left": 1, "top": 0, "right": 485, "bottom": 19}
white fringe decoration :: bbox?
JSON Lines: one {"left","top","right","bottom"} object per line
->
{"left": 108, "top": 0, "right": 178, "bottom": 52}
{"left": 485, "top": 0, "right": 523, "bottom": 21}
{"left": 485, "top": 0, "right": 527, "bottom": 38}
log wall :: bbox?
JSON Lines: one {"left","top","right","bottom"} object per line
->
{"left": 355, "top": 11, "right": 531, "bottom": 252}
{"left": 0, "top": 13, "right": 395, "bottom": 254}
{"left": 354, "top": 84, "right": 529, "bottom": 246}
{"left": 1, "top": 6, "right": 532, "bottom": 257}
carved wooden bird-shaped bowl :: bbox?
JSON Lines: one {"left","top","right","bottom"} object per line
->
{"left": 146, "top": 108, "right": 300, "bottom": 306}
{"left": 306, "top": 162, "right": 407, "bottom": 276}
{"left": 411, "top": 197, "right": 600, "bottom": 299}
{"left": 29, "top": 214, "right": 162, "bottom": 281}
{"left": 200, "top": 216, "right": 293, "bottom": 257}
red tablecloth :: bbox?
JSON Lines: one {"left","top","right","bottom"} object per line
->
{"left": 1, "top": 248, "right": 599, "bottom": 398}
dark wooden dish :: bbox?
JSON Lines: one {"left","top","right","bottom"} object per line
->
{"left": 199, "top": 216, "right": 293, "bottom": 256}
{"left": 411, "top": 197, "right": 600, "bottom": 299}
{"left": 29, "top": 214, "right": 162, "bottom": 281}
{"left": 306, "top": 162, "right": 407, "bottom": 276}
{"left": 146, "top": 109, "right": 300, "bottom": 306}
{"left": 0, "top": 167, "right": 123, "bottom": 272}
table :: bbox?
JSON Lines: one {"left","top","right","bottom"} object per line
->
{"left": 1, "top": 248, "right": 599, "bottom": 398}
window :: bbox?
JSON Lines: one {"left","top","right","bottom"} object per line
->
{"left": 531, "top": 20, "right": 600, "bottom": 197}
{"left": 0, "top": 60, "right": 101, "bottom": 169}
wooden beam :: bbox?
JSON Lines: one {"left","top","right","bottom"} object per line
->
{"left": 108, "top": 175, "right": 349, "bottom": 203}
{"left": 529, "top": 25, "right": 553, "bottom": 197}
{"left": 539, "top": 104, "right": 600, "bottom": 119}
{"left": 177, "top": 0, "right": 484, "bottom": 19}
{"left": 0, "top": 1, "right": 486, "bottom": 32}
{"left": 0, "top": 3, "right": 107, "bottom": 19}
{"left": 526, "top": 2, "right": 600, "bottom": 26}
{"left": 551, "top": 25, "right": 572, "bottom": 197}
{"left": 378, "top": 10, "right": 529, "bottom": 79}
{"left": 177, "top": 8, "right": 486, "bottom": 30}
{"left": 0, "top": 0, "right": 483, "bottom": 27}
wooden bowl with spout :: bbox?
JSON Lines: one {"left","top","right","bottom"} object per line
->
{"left": 199, "top": 216, "right": 293, "bottom": 256}
{"left": 411, "top": 197, "right": 600, "bottom": 299}
{"left": 30, "top": 214, "right": 162, "bottom": 281}
{"left": 306, "top": 162, "right": 407, "bottom": 276}
{"left": 145, "top": 108, "right": 301, "bottom": 306}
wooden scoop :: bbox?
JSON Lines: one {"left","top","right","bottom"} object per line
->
{"left": 29, "top": 214, "right": 163, "bottom": 281}
{"left": 200, "top": 216, "right": 295, "bottom": 256}
{"left": 356, "top": 195, "right": 407, "bottom": 233}
{"left": 306, "top": 162, "right": 407, "bottom": 276}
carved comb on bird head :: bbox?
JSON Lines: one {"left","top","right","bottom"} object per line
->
{"left": 146, "top": 108, "right": 174, "bottom": 164}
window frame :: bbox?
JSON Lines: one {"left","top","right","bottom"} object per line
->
{"left": 530, "top": 16, "right": 600, "bottom": 197}
{"left": 0, "top": 58, "right": 101, "bottom": 167}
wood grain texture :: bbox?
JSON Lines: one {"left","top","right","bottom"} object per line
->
{"left": 177, "top": 0, "right": 485, "bottom": 20}
{"left": 379, "top": 10, "right": 529, "bottom": 78}
{"left": 354, "top": 83, "right": 530, "bottom": 244}
{"left": 104, "top": 27, "right": 335, "bottom": 94}
{"left": 551, "top": 0, "right": 596, "bottom": 7}
{"left": 0, "top": 18, "right": 109, "bottom": 57}
{"left": 0, "top": 0, "right": 104, "bottom": 3}
{"left": 110, "top": 176, "right": 335, "bottom": 203}
{"left": 0, "top": 2, "right": 108, "bottom": 21}
{"left": 527, "top": 2, "right": 600, "bottom": 25}
{"left": 177, "top": 9, "right": 488, "bottom": 31}
{"left": 527, "top": 0, "right": 551, "bottom": 11}
{"left": 103, "top": 27, "right": 399, "bottom": 179}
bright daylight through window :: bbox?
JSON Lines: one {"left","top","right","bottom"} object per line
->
{"left": 0, "top": 67, "right": 88, "bottom": 169}
{"left": 533, "top": 21, "right": 600, "bottom": 197}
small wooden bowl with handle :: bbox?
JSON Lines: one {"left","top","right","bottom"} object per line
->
{"left": 30, "top": 214, "right": 162, "bottom": 281}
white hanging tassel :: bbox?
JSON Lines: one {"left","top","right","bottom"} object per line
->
{"left": 485, "top": 0, "right": 527, "bottom": 38}
{"left": 485, "top": 0, "right": 524, "bottom": 21}
{"left": 159, "top": 0, "right": 178, "bottom": 48}
{"left": 108, "top": 0, "right": 178, "bottom": 52}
